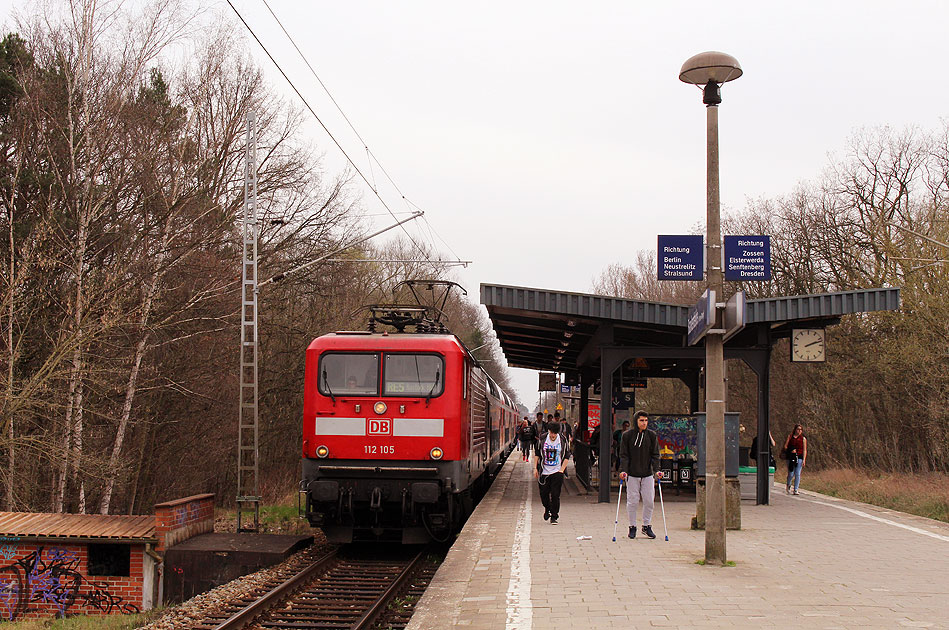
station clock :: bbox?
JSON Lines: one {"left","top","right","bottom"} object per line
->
{"left": 790, "top": 328, "right": 826, "bottom": 362}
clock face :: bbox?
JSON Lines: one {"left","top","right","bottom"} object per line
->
{"left": 791, "top": 328, "right": 826, "bottom": 362}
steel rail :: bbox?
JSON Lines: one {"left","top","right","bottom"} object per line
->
{"left": 351, "top": 548, "right": 428, "bottom": 630}
{"left": 211, "top": 548, "right": 340, "bottom": 630}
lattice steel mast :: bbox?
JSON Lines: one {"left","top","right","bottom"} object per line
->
{"left": 237, "top": 113, "right": 260, "bottom": 532}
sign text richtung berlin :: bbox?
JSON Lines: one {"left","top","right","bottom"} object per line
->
{"left": 657, "top": 235, "right": 703, "bottom": 280}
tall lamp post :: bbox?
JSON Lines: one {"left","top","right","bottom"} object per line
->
{"left": 679, "top": 51, "right": 742, "bottom": 565}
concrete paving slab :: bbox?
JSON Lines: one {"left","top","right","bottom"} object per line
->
{"left": 408, "top": 456, "right": 949, "bottom": 630}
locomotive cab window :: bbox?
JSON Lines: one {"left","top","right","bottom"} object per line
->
{"left": 318, "top": 353, "right": 379, "bottom": 396}
{"left": 383, "top": 354, "right": 444, "bottom": 397}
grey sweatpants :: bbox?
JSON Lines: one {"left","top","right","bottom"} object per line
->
{"left": 626, "top": 475, "right": 655, "bottom": 526}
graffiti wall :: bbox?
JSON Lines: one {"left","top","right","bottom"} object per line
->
{"left": 650, "top": 414, "right": 697, "bottom": 457}
{"left": 0, "top": 540, "right": 142, "bottom": 622}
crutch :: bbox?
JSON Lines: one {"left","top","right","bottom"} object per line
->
{"left": 657, "top": 472, "right": 669, "bottom": 541}
{"left": 612, "top": 478, "right": 624, "bottom": 542}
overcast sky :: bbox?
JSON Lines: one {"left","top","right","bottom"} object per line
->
{"left": 3, "top": 1, "right": 948, "bottom": 404}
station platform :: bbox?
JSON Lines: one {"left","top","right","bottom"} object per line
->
{"left": 408, "top": 456, "right": 949, "bottom": 629}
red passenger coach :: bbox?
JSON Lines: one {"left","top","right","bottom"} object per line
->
{"left": 301, "top": 328, "right": 517, "bottom": 543}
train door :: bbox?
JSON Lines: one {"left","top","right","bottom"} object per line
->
{"left": 469, "top": 368, "right": 488, "bottom": 475}
{"left": 485, "top": 398, "right": 493, "bottom": 461}
{"left": 487, "top": 380, "right": 500, "bottom": 455}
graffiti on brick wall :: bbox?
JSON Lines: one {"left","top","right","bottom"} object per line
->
{"left": 172, "top": 506, "right": 187, "bottom": 527}
{"left": 170, "top": 500, "right": 203, "bottom": 528}
{"left": 0, "top": 546, "right": 140, "bottom": 621}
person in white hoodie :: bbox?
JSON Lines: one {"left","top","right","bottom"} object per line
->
{"left": 619, "top": 411, "right": 661, "bottom": 539}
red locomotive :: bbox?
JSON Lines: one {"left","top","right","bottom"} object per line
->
{"left": 301, "top": 304, "right": 518, "bottom": 543}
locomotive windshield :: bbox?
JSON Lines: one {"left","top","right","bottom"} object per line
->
{"left": 383, "top": 353, "right": 444, "bottom": 397}
{"left": 318, "top": 353, "right": 379, "bottom": 396}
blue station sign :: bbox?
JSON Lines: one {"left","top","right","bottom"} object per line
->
{"left": 724, "top": 235, "right": 771, "bottom": 281}
{"left": 687, "top": 289, "right": 716, "bottom": 346}
{"left": 657, "top": 235, "right": 703, "bottom": 281}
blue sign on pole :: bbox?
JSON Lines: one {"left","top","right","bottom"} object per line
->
{"left": 614, "top": 392, "right": 635, "bottom": 410}
{"left": 724, "top": 235, "right": 771, "bottom": 281}
{"left": 657, "top": 235, "right": 703, "bottom": 280}
{"left": 687, "top": 289, "right": 715, "bottom": 346}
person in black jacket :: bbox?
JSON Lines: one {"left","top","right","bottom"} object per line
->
{"left": 619, "top": 411, "right": 661, "bottom": 539}
{"left": 533, "top": 412, "right": 546, "bottom": 447}
{"left": 519, "top": 419, "right": 535, "bottom": 462}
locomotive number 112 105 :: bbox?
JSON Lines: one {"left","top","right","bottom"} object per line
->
{"left": 364, "top": 445, "right": 395, "bottom": 454}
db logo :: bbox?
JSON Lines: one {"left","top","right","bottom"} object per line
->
{"left": 368, "top": 418, "right": 392, "bottom": 436}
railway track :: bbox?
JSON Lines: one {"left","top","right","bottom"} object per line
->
{"left": 198, "top": 546, "right": 431, "bottom": 630}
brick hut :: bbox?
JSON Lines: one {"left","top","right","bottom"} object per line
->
{"left": 0, "top": 493, "right": 214, "bottom": 621}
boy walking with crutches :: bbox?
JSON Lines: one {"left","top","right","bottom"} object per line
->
{"left": 619, "top": 411, "right": 661, "bottom": 539}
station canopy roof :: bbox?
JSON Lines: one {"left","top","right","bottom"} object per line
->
{"left": 480, "top": 283, "right": 901, "bottom": 374}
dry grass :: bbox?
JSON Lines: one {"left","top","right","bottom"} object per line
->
{"left": 3, "top": 610, "right": 163, "bottom": 629}
{"left": 214, "top": 502, "right": 312, "bottom": 536}
{"left": 802, "top": 468, "right": 949, "bottom": 523}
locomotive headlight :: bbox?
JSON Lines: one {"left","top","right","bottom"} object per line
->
{"left": 430, "top": 447, "right": 443, "bottom": 460}
{"left": 315, "top": 445, "right": 329, "bottom": 458}
{"left": 373, "top": 401, "right": 387, "bottom": 415}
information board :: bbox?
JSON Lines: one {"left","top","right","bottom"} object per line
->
{"left": 657, "top": 235, "right": 703, "bottom": 280}
{"left": 724, "top": 235, "right": 771, "bottom": 280}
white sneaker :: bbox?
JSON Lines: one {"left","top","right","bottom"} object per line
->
{"left": 786, "top": 485, "right": 791, "bottom": 494}
{"left": 793, "top": 489, "right": 800, "bottom": 495}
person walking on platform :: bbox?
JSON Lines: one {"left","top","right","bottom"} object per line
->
{"left": 519, "top": 419, "right": 535, "bottom": 462}
{"left": 782, "top": 424, "right": 807, "bottom": 495}
{"left": 619, "top": 411, "right": 660, "bottom": 539}
{"left": 558, "top": 413, "right": 573, "bottom": 447}
{"left": 612, "top": 420, "right": 630, "bottom": 471}
{"left": 533, "top": 412, "right": 545, "bottom": 445}
{"left": 534, "top": 420, "right": 569, "bottom": 525}
{"left": 589, "top": 424, "right": 601, "bottom": 467}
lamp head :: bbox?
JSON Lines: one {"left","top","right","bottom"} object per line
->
{"left": 679, "top": 51, "right": 743, "bottom": 86}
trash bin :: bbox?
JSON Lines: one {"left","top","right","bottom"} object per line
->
{"left": 738, "top": 466, "right": 774, "bottom": 500}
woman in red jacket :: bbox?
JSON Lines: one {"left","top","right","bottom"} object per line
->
{"left": 783, "top": 424, "right": 807, "bottom": 495}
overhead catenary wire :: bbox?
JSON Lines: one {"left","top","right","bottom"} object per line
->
{"left": 233, "top": 0, "right": 462, "bottom": 274}
{"left": 259, "top": 211, "right": 424, "bottom": 288}
{"left": 258, "top": 0, "right": 437, "bottom": 228}
{"left": 887, "top": 222, "right": 949, "bottom": 251}
{"left": 224, "top": 0, "right": 434, "bottom": 265}
{"left": 256, "top": 0, "right": 462, "bottom": 274}
{"left": 323, "top": 259, "right": 471, "bottom": 267}
{"left": 409, "top": 199, "right": 466, "bottom": 268}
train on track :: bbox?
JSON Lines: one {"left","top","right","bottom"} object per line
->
{"left": 301, "top": 291, "right": 518, "bottom": 544}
